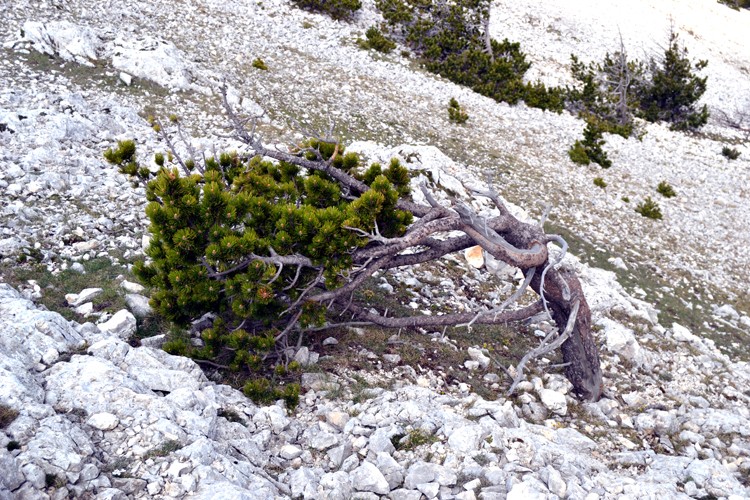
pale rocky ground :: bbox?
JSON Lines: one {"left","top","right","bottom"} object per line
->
{"left": 1, "top": 0, "right": 750, "bottom": 498}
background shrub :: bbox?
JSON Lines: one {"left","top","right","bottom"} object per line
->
{"left": 722, "top": 146, "right": 741, "bottom": 160}
{"left": 656, "top": 181, "right": 677, "bottom": 198}
{"left": 636, "top": 30, "right": 709, "bottom": 130}
{"left": 568, "top": 121, "right": 611, "bottom": 168}
{"left": 358, "top": 27, "right": 397, "bottom": 53}
{"left": 448, "top": 97, "right": 469, "bottom": 124}
{"left": 375, "top": 0, "right": 564, "bottom": 112}
{"left": 636, "top": 196, "right": 663, "bottom": 219}
{"left": 291, "top": 0, "right": 362, "bottom": 20}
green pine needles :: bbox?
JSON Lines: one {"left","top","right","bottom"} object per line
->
{"left": 126, "top": 139, "right": 413, "bottom": 406}
{"left": 567, "top": 28, "right": 709, "bottom": 133}
{"left": 291, "top": 0, "right": 362, "bottom": 20}
{"left": 638, "top": 30, "right": 708, "bottom": 131}
{"left": 448, "top": 98, "right": 469, "bottom": 124}
{"left": 656, "top": 181, "right": 676, "bottom": 198}
{"left": 358, "top": 27, "right": 397, "bottom": 53}
{"left": 374, "top": 0, "right": 564, "bottom": 111}
{"left": 568, "top": 121, "right": 612, "bottom": 168}
{"left": 105, "top": 139, "right": 153, "bottom": 183}
{"left": 635, "top": 196, "right": 663, "bottom": 220}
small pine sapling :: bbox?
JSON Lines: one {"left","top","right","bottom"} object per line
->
{"left": 721, "top": 146, "right": 741, "bottom": 160}
{"left": 637, "top": 29, "right": 709, "bottom": 130}
{"left": 358, "top": 26, "right": 396, "bottom": 53}
{"left": 569, "top": 121, "right": 611, "bottom": 168}
{"left": 593, "top": 177, "right": 607, "bottom": 189}
{"left": 448, "top": 98, "right": 469, "bottom": 124}
{"left": 656, "top": 181, "right": 676, "bottom": 198}
{"left": 252, "top": 58, "right": 268, "bottom": 70}
{"left": 636, "top": 196, "right": 663, "bottom": 220}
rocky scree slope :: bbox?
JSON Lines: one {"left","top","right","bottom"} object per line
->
{"left": 1, "top": 261, "right": 750, "bottom": 498}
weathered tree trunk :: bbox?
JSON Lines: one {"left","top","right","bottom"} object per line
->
{"left": 492, "top": 209, "right": 603, "bottom": 401}
{"left": 530, "top": 268, "right": 602, "bottom": 401}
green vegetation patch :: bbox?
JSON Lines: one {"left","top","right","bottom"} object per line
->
{"left": 635, "top": 196, "right": 663, "bottom": 220}
{"left": 0, "top": 256, "right": 135, "bottom": 321}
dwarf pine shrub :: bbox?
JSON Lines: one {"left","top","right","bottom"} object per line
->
{"left": 125, "top": 139, "right": 413, "bottom": 406}
{"left": 656, "top": 181, "right": 676, "bottom": 198}
{"left": 567, "top": 29, "right": 709, "bottom": 133}
{"left": 569, "top": 121, "right": 611, "bottom": 168}
{"left": 593, "top": 177, "right": 607, "bottom": 189}
{"left": 568, "top": 141, "right": 590, "bottom": 165}
{"left": 291, "top": 0, "right": 362, "bottom": 20}
{"left": 636, "top": 196, "right": 663, "bottom": 220}
{"left": 358, "top": 27, "right": 396, "bottom": 53}
{"left": 566, "top": 53, "right": 644, "bottom": 138}
{"left": 104, "top": 139, "right": 155, "bottom": 186}
{"left": 374, "top": 0, "right": 563, "bottom": 111}
{"left": 252, "top": 58, "right": 268, "bottom": 70}
{"left": 637, "top": 30, "right": 709, "bottom": 131}
{"left": 722, "top": 146, "right": 741, "bottom": 160}
{"left": 448, "top": 98, "right": 469, "bottom": 124}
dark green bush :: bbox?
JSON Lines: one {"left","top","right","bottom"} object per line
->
{"left": 358, "top": 27, "right": 397, "bottom": 53}
{"left": 566, "top": 53, "right": 644, "bottom": 138}
{"left": 105, "top": 139, "right": 153, "bottom": 183}
{"left": 637, "top": 30, "right": 709, "bottom": 130}
{"left": 252, "top": 58, "right": 268, "bottom": 70}
{"left": 719, "top": 0, "right": 750, "bottom": 10}
{"left": 291, "top": 0, "right": 362, "bottom": 20}
{"left": 448, "top": 97, "right": 468, "bottom": 124}
{"left": 593, "top": 177, "right": 607, "bottom": 188}
{"left": 375, "top": 0, "right": 563, "bottom": 112}
{"left": 568, "top": 141, "right": 590, "bottom": 165}
{"left": 569, "top": 121, "right": 611, "bottom": 168}
{"left": 656, "top": 181, "right": 676, "bottom": 198}
{"left": 636, "top": 197, "right": 663, "bottom": 220}
{"left": 127, "top": 139, "right": 412, "bottom": 406}
{"left": 568, "top": 29, "right": 709, "bottom": 133}
{"left": 721, "top": 146, "right": 741, "bottom": 160}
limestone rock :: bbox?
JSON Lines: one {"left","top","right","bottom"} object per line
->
{"left": 350, "top": 461, "right": 390, "bottom": 495}
{"left": 539, "top": 389, "right": 567, "bottom": 416}
{"left": 125, "top": 293, "right": 152, "bottom": 318}
{"left": 98, "top": 309, "right": 137, "bottom": 339}
{"left": 87, "top": 412, "right": 119, "bottom": 431}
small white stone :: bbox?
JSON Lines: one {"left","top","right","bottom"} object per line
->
{"left": 280, "top": 444, "right": 303, "bottom": 460}
{"left": 87, "top": 412, "right": 120, "bottom": 431}
{"left": 121, "top": 280, "right": 145, "bottom": 294}
{"left": 98, "top": 309, "right": 137, "bottom": 339}
{"left": 66, "top": 287, "right": 102, "bottom": 306}
{"left": 383, "top": 354, "right": 401, "bottom": 364}
{"left": 672, "top": 322, "right": 699, "bottom": 342}
{"left": 464, "top": 360, "right": 480, "bottom": 371}
{"left": 119, "top": 72, "right": 132, "bottom": 85}
{"left": 539, "top": 389, "right": 567, "bottom": 416}
{"left": 75, "top": 302, "right": 94, "bottom": 316}
{"left": 350, "top": 461, "right": 390, "bottom": 495}
{"left": 467, "top": 347, "right": 490, "bottom": 369}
